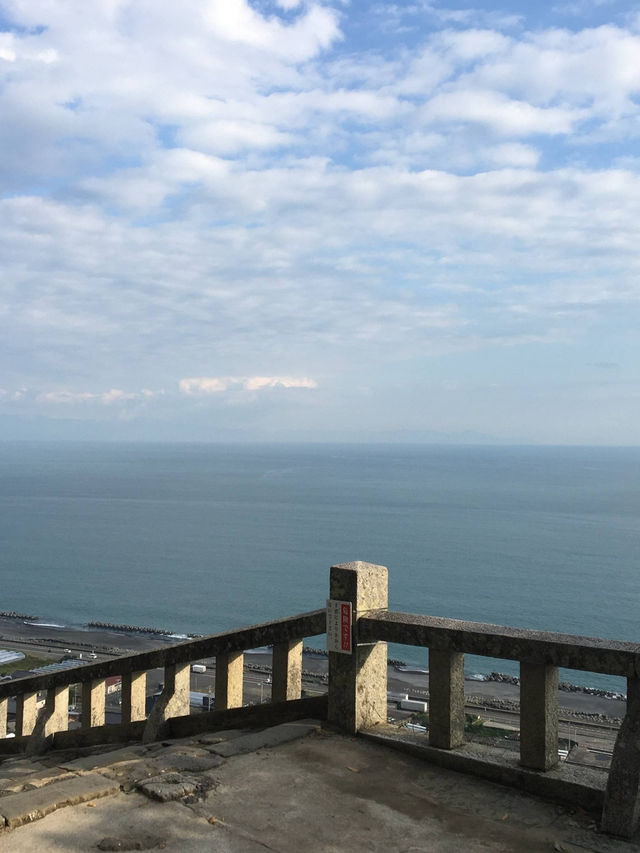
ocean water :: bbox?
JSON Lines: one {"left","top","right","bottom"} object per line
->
{"left": 1, "top": 442, "right": 639, "bottom": 691}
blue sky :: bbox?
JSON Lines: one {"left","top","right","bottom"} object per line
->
{"left": 1, "top": 0, "right": 640, "bottom": 443}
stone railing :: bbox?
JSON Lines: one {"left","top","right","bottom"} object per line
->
{"left": 1, "top": 560, "right": 639, "bottom": 838}
{"left": 325, "top": 561, "right": 640, "bottom": 839}
{"left": 0, "top": 608, "right": 326, "bottom": 754}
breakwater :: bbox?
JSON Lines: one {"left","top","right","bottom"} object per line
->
{"left": 484, "top": 671, "right": 626, "bottom": 701}
{"left": 0, "top": 611, "right": 38, "bottom": 621}
{"left": 87, "top": 620, "right": 174, "bottom": 636}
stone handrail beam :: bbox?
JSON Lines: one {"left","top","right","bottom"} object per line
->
{"left": 358, "top": 611, "right": 640, "bottom": 676}
{"left": 0, "top": 608, "right": 326, "bottom": 752}
{"left": 0, "top": 609, "right": 325, "bottom": 700}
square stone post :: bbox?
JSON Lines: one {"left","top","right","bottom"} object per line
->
{"left": 520, "top": 663, "right": 559, "bottom": 770}
{"left": 327, "top": 561, "right": 388, "bottom": 734}
{"left": 272, "top": 640, "right": 303, "bottom": 702}
{"left": 215, "top": 652, "right": 244, "bottom": 710}
{"left": 163, "top": 663, "right": 191, "bottom": 719}
{"left": 602, "top": 676, "right": 640, "bottom": 837}
{"left": 82, "top": 679, "right": 106, "bottom": 729}
{"left": 43, "top": 685, "right": 69, "bottom": 736}
{"left": 142, "top": 662, "right": 191, "bottom": 744}
{"left": 428, "top": 649, "right": 465, "bottom": 749}
{"left": 121, "top": 671, "right": 147, "bottom": 723}
{"left": 0, "top": 698, "right": 7, "bottom": 738}
{"left": 15, "top": 692, "right": 38, "bottom": 736}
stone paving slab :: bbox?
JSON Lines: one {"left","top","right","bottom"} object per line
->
{"left": 58, "top": 747, "right": 147, "bottom": 773}
{"left": 0, "top": 772, "right": 119, "bottom": 829}
{"left": 208, "top": 719, "right": 320, "bottom": 757}
{"left": 0, "top": 761, "right": 47, "bottom": 781}
{"left": 196, "top": 728, "right": 247, "bottom": 746}
{"left": 145, "top": 753, "right": 223, "bottom": 775}
{"left": 0, "top": 768, "right": 75, "bottom": 795}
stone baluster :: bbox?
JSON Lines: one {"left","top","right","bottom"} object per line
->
{"left": 43, "top": 685, "right": 69, "bottom": 736}
{"left": 519, "top": 663, "right": 559, "bottom": 770}
{"left": 0, "top": 697, "right": 7, "bottom": 739}
{"left": 272, "top": 640, "right": 303, "bottom": 702}
{"left": 428, "top": 649, "right": 465, "bottom": 749}
{"left": 121, "top": 671, "right": 147, "bottom": 723}
{"left": 601, "top": 676, "right": 640, "bottom": 837}
{"left": 215, "top": 652, "right": 244, "bottom": 710}
{"left": 327, "top": 561, "right": 388, "bottom": 734}
{"left": 15, "top": 691, "right": 38, "bottom": 737}
{"left": 142, "top": 662, "right": 190, "bottom": 743}
{"left": 82, "top": 679, "right": 106, "bottom": 729}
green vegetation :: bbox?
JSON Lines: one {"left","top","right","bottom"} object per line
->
{"left": 0, "top": 654, "right": 51, "bottom": 675}
{"left": 409, "top": 712, "right": 518, "bottom": 741}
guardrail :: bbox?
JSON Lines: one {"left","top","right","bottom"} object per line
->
{"left": 1, "top": 560, "right": 639, "bottom": 839}
{"left": 325, "top": 561, "right": 640, "bottom": 839}
{"left": 0, "top": 608, "right": 326, "bottom": 752}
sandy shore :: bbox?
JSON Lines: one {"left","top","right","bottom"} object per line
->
{"left": 0, "top": 617, "right": 627, "bottom": 723}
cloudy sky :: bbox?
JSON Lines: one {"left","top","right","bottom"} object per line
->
{"left": 1, "top": 0, "right": 640, "bottom": 443}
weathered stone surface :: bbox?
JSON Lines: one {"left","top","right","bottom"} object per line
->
{"left": 358, "top": 610, "right": 640, "bottom": 678}
{"left": 0, "top": 772, "right": 118, "bottom": 828}
{"left": 0, "top": 767, "right": 75, "bottom": 794}
{"left": 272, "top": 639, "right": 303, "bottom": 702}
{"left": 60, "top": 746, "right": 146, "bottom": 773}
{"left": 197, "top": 729, "right": 246, "bottom": 746}
{"left": 520, "top": 662, "right": 559, "bottom": 771}
{"left": 215, "top": 651, "right": 244, "bottom": 711}
{"left": 327, "top": 561, "right": 389, "bottom": 735}
{"left": 209, "top": 720, "right": 320, "bottom": 757}
{"left": 601, "top": 676, "right": 640, "bottom": 838}
{"left": 147, "top": 753, "right": 223, "bottom": 774}
{"left": 97, "top": 833, "right": 167, "bottom": 851}
{"left": 136, "top": 772, "right": 205, "bottom": 802}
{"left": 429, "top": 649, "right": 465, "bottom": 750}
{"left": 0, "top": 760, "right": 47, "bottom": 781}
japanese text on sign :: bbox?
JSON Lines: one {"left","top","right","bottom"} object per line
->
{"left": 326, "top": 599, "right": 352, "bottom": 654}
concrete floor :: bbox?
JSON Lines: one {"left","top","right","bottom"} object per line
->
{"left": 2, "top": 723, "right": 639, "bottom": 853}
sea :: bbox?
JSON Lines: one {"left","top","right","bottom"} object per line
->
{"left": 1, "top": 442, "right": 638, "bottom": 693}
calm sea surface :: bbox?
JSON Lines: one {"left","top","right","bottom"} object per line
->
{"left": 1, "top": 442, "right": 638, "bottom": 691}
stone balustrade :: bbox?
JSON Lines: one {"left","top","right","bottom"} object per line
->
{"left": 0, "top": 608, "right": 325, "bottom": 753}
{"left": 1, "top": 560, "right": 639, "bottom": 838}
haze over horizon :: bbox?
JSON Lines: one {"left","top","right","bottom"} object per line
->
{"left": 2, "top": 0, "right": 640, "bottom": 445}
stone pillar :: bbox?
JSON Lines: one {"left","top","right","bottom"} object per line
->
{"left": 163, "top": 663, "right": 191, "bottom": 719}
{"left": 43, "top": 686, "right": 69, "bottom": 736}
{"left": 428, "top": 649, "right": 465, "bottom": 749}
{"left": 520, "top": 663, "right": 559, "bottom": 770}
{"left": 82, "top": 679, "right": 106, "bottom": 729}
{"left": 121, "top": 671, "right": 147, "bottom": 723}
{"left": 142, "top": 662, "right": 191, "bottom": 744}
{"left": 0, "top": 698, "right": 7, "bottom": 738}
{"left": 327, "top": 561, "right": 388, "bottom": 734}
{"left": 15, "top": 692, "right": 38, "bottom": 736}
{"left": 272, "top": 640, "right": 303, "bottom": 702}
{"left": 215, "top": 652, "right": 244, "bottom": 710}
{"left": 601, "top": 676, "right": 640, "bottom": 837}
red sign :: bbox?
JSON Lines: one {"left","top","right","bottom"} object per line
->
{"left": 341, "top": 603, "right": 352, "bottom": 653}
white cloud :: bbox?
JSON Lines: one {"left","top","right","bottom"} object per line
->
{"left": 424, "top": 90, "right": 579, "bottom": 135}
{"left": 179, "top": 376, "right": 318, "bottom": 395}
{"left": 2, "top": 3, "right": 640, "bottom": 440}
{"left": 242, "top": 376, "right": 318, "bottom": 391}
{"left": 36, "top": 388, "right": 161, "bottom": 405}
{"left": 202, "top": 0, "right": 340, "bottom": 60}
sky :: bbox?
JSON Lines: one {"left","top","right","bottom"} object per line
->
{"left": 1, "top": 0, "right": 640, "bottom": 444}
